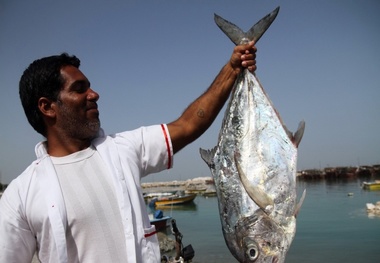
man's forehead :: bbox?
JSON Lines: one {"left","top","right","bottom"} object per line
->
{"left": 60, "top": 65, "right": 89, "bottom": 83}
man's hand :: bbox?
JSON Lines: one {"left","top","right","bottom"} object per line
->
{"left": 229, "top": 41, "right": 257, "bottom": 74}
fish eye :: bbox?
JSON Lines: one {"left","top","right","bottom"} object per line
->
{"left": 246, "top": 244, "right": 259, "bottom": 261}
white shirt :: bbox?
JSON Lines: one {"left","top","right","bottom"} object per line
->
{"left": 52, "top": 146, "right": 127, "bottom": 262}
{"left": 0, "top": 124, "right": 173, "bottom": 263}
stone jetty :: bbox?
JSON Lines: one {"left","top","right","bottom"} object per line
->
{"left": 142, "top": 176, "right": 218, "bottom": 198}
{"left": 142, "top": 176, "right": 213, "bottom": 191}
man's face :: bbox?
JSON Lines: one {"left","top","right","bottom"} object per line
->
{"left": 55, "top": 65, "right": 100, "bottom": 140}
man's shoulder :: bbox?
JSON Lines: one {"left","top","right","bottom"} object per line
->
{"left": 6, "top": 160, "right": 39, "bottom": 190}
{"left": 1, "top": 162, "right": 35, "bottom": 206}
{"left": 95, "top": 125, "right": 165, "bottom": 144}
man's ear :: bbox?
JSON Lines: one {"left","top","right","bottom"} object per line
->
{"left": 38, "top": 97, "right": 56, "bottom": 118}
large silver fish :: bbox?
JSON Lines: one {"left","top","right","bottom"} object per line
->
{"left": 200, "top": 7, "right": 306, "bottom": 263}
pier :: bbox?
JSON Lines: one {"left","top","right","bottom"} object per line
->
{"left": 298, "top": 164, "right": 380, "bottom": 180}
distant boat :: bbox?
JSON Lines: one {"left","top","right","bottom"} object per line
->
{"left": 143, "top": 191, "right": 177, "bottom": 202}
{"left": 201, "top": 186, "right": 217, "bottom": 197}
{"left": 151, "top": 191, "right": 196, "bottom": 207}
{"left": 362, "top": 181, "right": 380, "bottom": 191}
{"left": 185, "top": 184, "right": 207, "bottom": 194}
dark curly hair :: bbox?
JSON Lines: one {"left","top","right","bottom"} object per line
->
{"left": 19, "top": 53, "right": 80, "bottom": 136}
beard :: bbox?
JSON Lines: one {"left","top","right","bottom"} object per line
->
{"left": 57, "top": 102, "right": 101, "bottom": 141}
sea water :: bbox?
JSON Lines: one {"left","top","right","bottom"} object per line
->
{"left": 158, "top": 179, "right": 380, "bottom": 263}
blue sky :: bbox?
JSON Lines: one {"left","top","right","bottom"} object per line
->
{"left": 1, "top": 0, "right": 379, "bottom": 184}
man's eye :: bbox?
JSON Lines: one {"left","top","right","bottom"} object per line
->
{"left": 76, "top": 86, "right": 87, "bottom": 93}
{"left": 72, "top": 83, "right": 89, "bottom": 93}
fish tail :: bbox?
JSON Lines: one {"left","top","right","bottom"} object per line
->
{"left": 214, "top": 6, "right": 280, "bottom": 45}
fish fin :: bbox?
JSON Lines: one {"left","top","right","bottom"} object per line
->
{"left": 283, "top": 124, "right": 294, "bottom": 142}
{"left": 234, "top": 155, "right": 274, "bottom": 213}
{"left": 293, "top": 121, "right": 305, "bottom": 148}
{"left": 214, "top": 6, "right": 280, "bottom": 45}
{"left": 283, "top": 120, "right": 305, "bottom": 148}
{"left": 294, "top": 189, "right": 306, "bottom": 217}
{"left": 199, "top": 147, "right": 216, "bottom": 169}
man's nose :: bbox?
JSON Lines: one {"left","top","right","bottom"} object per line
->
{"left": 87, "top": 88, "right": 99, "bottom": 101}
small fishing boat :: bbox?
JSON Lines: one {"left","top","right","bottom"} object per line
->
{"left": 150, "top": 216, "right": 171, "bottom": 231}
{"left": 149, "top": 210, "right": 171, "bottom": 231}
{"left": 151, "top": 191, "right": 196, "bottom": 207}
{"left": 362, "top": 181, "right": 380, "bottom": 190}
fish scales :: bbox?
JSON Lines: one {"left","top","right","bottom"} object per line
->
{"left": 200, "top": 7, "right": 305, "bottom": 263}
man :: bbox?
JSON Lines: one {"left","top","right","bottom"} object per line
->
{"left": 0, "top": 41, "right": 257, "bottom": 262}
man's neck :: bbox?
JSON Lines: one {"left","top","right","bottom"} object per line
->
{"left": 46, "top": 136, "right": 92, "bottom": 157}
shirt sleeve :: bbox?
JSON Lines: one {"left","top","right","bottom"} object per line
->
{"left": 113, "top": 124, "right": 174, "bottom": 178}
{"left": 0, "top": 179, "right": 36, "bottom": 263}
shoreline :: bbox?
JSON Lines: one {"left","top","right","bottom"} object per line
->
{"left": 141, "top": 176, "right": 213, "bottom": 191}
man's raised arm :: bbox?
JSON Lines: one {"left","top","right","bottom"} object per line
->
{"left": 168, "top": 41, "right": 257, "bottom": 154}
